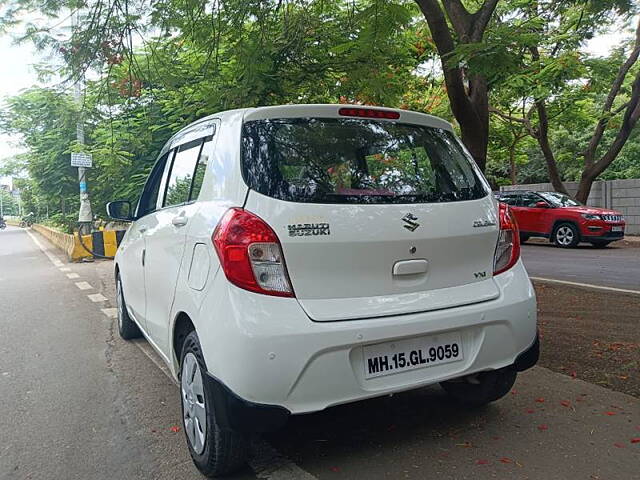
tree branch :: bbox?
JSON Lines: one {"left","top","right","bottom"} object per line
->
{"left": 584, "top": 17, "right": 640, "bottom": 166}
{"left": 470, "top": 0, "right": 500, "bottom": 42}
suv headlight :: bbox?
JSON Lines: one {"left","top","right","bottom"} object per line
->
{"left": 581, "top": 213, "right": 601, "bottom": 220}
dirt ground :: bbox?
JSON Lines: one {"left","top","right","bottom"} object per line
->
{"left": 534, "top": 281, "right": 640, "bottom": 398}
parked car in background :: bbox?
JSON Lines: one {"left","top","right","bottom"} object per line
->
{"left": 108, "top": 105, "right": 538, "bottom": 477}
{"left": 496, "top": 190, "right": 625, "bottom": 248}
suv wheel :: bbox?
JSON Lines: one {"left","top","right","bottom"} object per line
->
{"left": 116, "top": 274, "right": 142, "bottom": 339}
{"left": 440, "top": 368, "right": 517, "bottom": 407}
{"left": 180, "top": 331, "right": 248, "bottom": 477}
{"left": 553, "top": 223, "right": 579, "bottom": 248}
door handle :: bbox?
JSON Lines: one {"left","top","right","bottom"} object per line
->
{"left": 142, "top": 249, "right": 146, "bottom": 267}
{"left": 172, "top": 216, "right": 188, "bottom": 227}
{"left": 139, "top": 226, "right": 147, "bottom": 233}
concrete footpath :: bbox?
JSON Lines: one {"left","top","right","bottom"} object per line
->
{"left": 2, "top": 225, "right": 638, "bottom": 480}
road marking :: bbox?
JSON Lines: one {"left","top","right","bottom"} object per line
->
{"left": 25, "top": 229, "right": 65, "bottom": 267}
{"left": 25, "top": 224, "right": 318, "bottom": 480}
{"left": 101, "top": 308, "right": 118, "bottom": 318}
{"left": 59, "top": 267, "right": 71, "bottom": 272}
{"left": 66, "top": 273, "right": 80, "bottom": 279}
{"left": 129, "top": 341, "right": 318, "bottom": 480}
{"left": 530, "top": 277, "right": 640, "bottom": 295}
{"left": 75, "top": 281, "right": 93, "bottom": 290}
{"left": 88, "top": 293, "right": 108, "bottom": 303}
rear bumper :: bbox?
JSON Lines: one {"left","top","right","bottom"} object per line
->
{"left": 197, "top": 259, "right": 537, "bottom": 416}
{"left": 204, "top": 330, "right": 540, "bottom": 433}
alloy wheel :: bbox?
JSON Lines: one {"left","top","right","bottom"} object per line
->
{"left": 181, "top": 352, "right": 207, "bottom": 455}
{"left": 556, "top": 226, "right": 574, "bottom": 246}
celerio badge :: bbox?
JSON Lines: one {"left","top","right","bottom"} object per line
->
{"left": 402, "top": 213, "right": 420, "bottom": 232}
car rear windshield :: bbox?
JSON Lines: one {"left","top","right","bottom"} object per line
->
{"left": 241, "top": 118, "right": 488, "bottom": 204}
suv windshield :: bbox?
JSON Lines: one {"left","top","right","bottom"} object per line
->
{"left": 538, "top": 192, "right": 581, "bottom": 207}
{"left": 241, "top": 118, "right": 487, "bottom": 204}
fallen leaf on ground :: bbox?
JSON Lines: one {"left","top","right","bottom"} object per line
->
{"left": 476, "top": 459, "right": 489, "bottom": 465}
{"left": 570, "top": 371, "right": 577, "bottom": 378}
{"left": 631, "top": 438, "right": 640, "bottom": 444}
{"left": 169, "top": 426, "right": 181, "bottom": 433}
{"left": 500, "top": 457, "right": 512, "bottom": 464}
{"left": 330, "top": 466, "right": 341, "bottom": 473}
{"left": 614, "top": 443, "right": 625, "bottom": 448}
{"left": 535, "top": 398, "right": 545, "bottom": 403}
{"left": 537, "top": 425, "right": 548, "bottom": 431}
{"left": 604, "top": 411, "right": 617, "bottom": 416}
{"left": 526, "top": 409, "right": 535, "bottom": 414}
{"left": 561, "top": 400, "right": 571, "bottom": 407}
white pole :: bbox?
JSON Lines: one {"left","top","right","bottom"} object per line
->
{"left": 72, "top": 8, "right": 93, "bottom": 225}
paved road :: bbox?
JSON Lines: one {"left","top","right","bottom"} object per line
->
{"left": 1, "top": 226, "right": 639, "bottom": 480}
{"left": 521, "top": 241, "right": 640, "bottom": 290}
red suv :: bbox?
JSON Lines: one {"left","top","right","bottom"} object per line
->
{"left": 496, "top": 191, "right": 625, "bottom": 248}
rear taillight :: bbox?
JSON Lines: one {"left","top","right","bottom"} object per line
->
{"left": 212, "top": 208, "right": 294, "bottom": 297}
{"left": 493, "top": 203, "right": 521, "bottom": 275}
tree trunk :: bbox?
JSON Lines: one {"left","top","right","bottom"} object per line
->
{"left": 415, "top": 0, "right": 498, "bottom": 172}
{"left": 509, "top": 140, "right": 517, "bottom": 185}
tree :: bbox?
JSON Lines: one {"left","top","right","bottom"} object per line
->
{"left": 414, "top": 0, "right": 500, "bottom": 171}
{"left": 489, "top": 1, "right": 639, "bottom": 202}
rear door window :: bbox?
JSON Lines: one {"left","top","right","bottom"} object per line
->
{"left": 241, "top": 118, "right": 487, "bottom": 204}
{"left": 163, "top": 140, "right": 203, "bottom": 208}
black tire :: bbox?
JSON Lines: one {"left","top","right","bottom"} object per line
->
{"left": 116, "top": 274, "right": 142, "bottom": 340}
{"left": 180, "top": 331, "right": 248, "bottom": 477}
{"left": 519, "top": 234, "right": 530, "bottom": 243}
{"left": 19, "top": 221, "right": 26, "bottom": 228}
{"left": 590, "top": 241, "right": 611, "bottom": 249}
{"left": 553, "top": 222, "right": 580, "bottom": 248}
{"left": 440, "top": 368, "right": 517, "bottom": 407}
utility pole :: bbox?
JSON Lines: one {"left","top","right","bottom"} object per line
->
{"left": 72, "top": 10, "right": 93, "bottom": 228}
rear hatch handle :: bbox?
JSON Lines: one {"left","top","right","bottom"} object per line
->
{"left": 392, "top": 259, "right": 428, "bottom": 276}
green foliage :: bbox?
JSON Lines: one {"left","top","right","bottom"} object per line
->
{"left": 0, "top": 0, "right": 638, "bottom": 215}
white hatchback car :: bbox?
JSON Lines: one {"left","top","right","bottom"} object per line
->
{"left": 107, "top": 104, "right": 538, "bottom": 477}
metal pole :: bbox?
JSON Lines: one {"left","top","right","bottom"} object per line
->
{"left": 72, "top": 10, "right": 93, "bottom": 226}
{"left": 1, "top": 190, "right": 3, "bottom": 218}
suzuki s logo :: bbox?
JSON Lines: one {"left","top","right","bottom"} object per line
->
{"left": 402, "top": 213, "right": 420, "bottom": 232}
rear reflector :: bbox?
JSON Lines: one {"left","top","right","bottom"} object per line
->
{"left": 338, "top": 107, "right": 400, "bottom": 120}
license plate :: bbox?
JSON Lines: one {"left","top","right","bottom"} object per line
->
{"left": 612, "top": 226, "right": 623, "bottom": 232}
{"left": 363, "top": 332, "right": 463, "bottom": 379}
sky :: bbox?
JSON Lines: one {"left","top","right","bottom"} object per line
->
{"left": 0, "top": 13, "right": 636, "bottom": 180}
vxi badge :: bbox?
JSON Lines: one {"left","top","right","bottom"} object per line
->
{"left": 402, "top": 213, "right": 420, "bottom": 232}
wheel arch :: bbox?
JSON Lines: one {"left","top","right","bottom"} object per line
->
{"left": 172, "top": 311, "right": 197, "bottom": 373}
{"left": 551, "top": 218, "right": 580, "bottom": 238}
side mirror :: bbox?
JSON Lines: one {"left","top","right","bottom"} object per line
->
{"left": 535, "top": 201, "right": 549, "bottom": 208}
{"left": 106, "top": 201, "right": 134, "bottom": 221}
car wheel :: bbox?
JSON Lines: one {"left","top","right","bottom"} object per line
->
{"left": 519, "top": 234, "right": 530, "bottom": 243}
{"left": 180, "top": 331, "right": 248, "bottom": 477}
{"left": 116, "top": 274, "right": 142, "bottom": 340}
{"left": 440, "top": 368, "right": 517, "bottom": 407}
{"left": 553, "top": 223, "right": 580, "bottom": 248}
{"left": 590, "top": 241, "right": 611, "bottom": 249}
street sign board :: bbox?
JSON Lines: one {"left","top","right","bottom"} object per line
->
{"left": 71, "top": 152, "right": 93, "bottom": 168}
